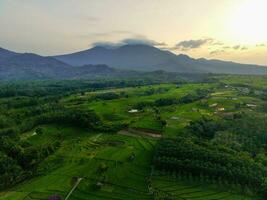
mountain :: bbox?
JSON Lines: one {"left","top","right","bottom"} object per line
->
{"left": 55, "top": 45, "right": 196, "bottom": 72}
{"left": 0, "top": 50, "right": 74, "bottom": 80}
{"left": 55, "top": 44, "right": 267, "bottom": 74}
{"left": 0, "top": 53, "right": 70, "bottom": 68}
{"left": 0, "top": 47, "right": 19, "bottom": 62}
{"left": 0, "top": 47, "right": 137, "bottom": 80}
{"left": 2, "top": 44, "right": 267, "bottom": 80}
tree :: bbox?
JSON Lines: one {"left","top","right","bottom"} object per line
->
{"left": 35, "top": 127, "right": 43, "bottom": 135}
{"left": 187, "top": 117, "right": 222, "bottom": 139}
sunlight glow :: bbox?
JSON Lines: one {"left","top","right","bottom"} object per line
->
{"left": 229, "top": 0, "right": 267, "bottom": 44}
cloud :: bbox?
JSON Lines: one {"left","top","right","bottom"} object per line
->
{"left": 256, "top": 44, "right": 266, "bottom": 47}
{"left": 121, "top": 37, "right": 166, "bottom": 46}
{"left": 241, "top": 46, "right": 248, "bottom": 51}
{"left": 232, "top": 45, "right": 249, "bottom": 51}
{"left": 91, "top": 36, "right": 166, "bottom": 48}
{"left": 91, "top": 41, "right": 121, "bottom": 49}
{"left": 210, "top": 49, "right": 225, "bottom": 55}
{"left": 233, "top": 45, "right": 241, "bottom": 50}
{"left": 232, "top": 45, "right": 249, "bottom": 50}
{"left": 166, "top": 37, "right": 224, "bottom": 51}
{"left": 173, "top": 37, "right": 252, "bottom": 53}
{"left": 210, "top": 44, "right": 249, "bottom": 56}
{"left": 223, "top": 46, "right": 231, "bottom": 49}
{"left": 90, "top": 36, "right": 253, "bottom": 54}
{"left": 212, "top": 41, "right": 224, "bottom": 46}
{"left": 175, "top": 38, "right": 214, "bottom": 50}
{"left": 223, "top": 45, "right": 249, "bottom": 51}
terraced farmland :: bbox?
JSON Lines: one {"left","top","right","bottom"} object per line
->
{"left": 1, "top": 77, "right": 266, "bottom": 199}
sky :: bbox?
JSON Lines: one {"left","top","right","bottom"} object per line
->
{"left": 0, "top": 0, "right": 267, "bottom": 65}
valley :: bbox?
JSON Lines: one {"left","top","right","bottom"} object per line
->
{"left": 0, "top": 75, "right": 266, "bottom": 199}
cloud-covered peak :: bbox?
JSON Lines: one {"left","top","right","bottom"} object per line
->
{"left": 91, "top": 36, "right": 166, "bottom": 49}
{"left": 91, "top": 42, "right": 121, "bottom": 49}
{"left": 121, "top": 38, "right": 166, "bottom": 47}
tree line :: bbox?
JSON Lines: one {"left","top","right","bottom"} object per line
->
{"left": 153, "top": 137, "right": 266, "bottom": 194}
{"left": 134, "top": 89, "right": 211, "bottom": 110}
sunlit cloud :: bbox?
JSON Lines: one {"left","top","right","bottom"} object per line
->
{"left": 256, "top": 44, "right": 266, "bottom": 47}
{"left": 210, "top": 49, "right": 225, "bottom": 55}
{"left": 174, "top": 38, "right": 214, "bottom": 51}
{"left": 233, "top": 45, "right": 241, "bottom": 50}
{"left": 172, "top": 38, "right": 226, "bottom": 51}
{"left": 209, "top": 43, "right": 251, "bottom": 57}
{"left": 241, "top": 47, "right": 248, "bottom": 51}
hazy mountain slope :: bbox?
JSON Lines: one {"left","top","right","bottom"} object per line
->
{"left": 1, "top": 45, "right": 267, "bottom": 80}
{"left": 1, "top": 53, "right": 71, "bottom": 68}
{"left": 0, "top": 52, "right": 73, "bottom": 80}
{"left": 0, "top": 47, "right": 140, "bottom": 80}
{"left": 55, "top": 45, "right": 189, "bottom": 71}
{"left": 55, "top": 44, "right": 267, "bottom": 74}
{"left": 0, "top": 47, "right": 19, "bottom": 62}
{"left": 0, "top": 46, "right": 147, "bottom": 80}
{"left": 196, "top": 58, "right": 267, "bottom": 74}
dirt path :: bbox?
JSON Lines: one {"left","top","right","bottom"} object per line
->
{"left": 118, "top": 128, "right": 162, "bottom": 139}
{"left": 64, "top": 178, "right": 83, "bottom": 200}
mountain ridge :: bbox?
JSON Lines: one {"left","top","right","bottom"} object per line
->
{"left": 54, "top": 44, "right": 267, "bottom": 74}
{"left": 0, "top": 47, "right": 19, "bottom": 62}
{"left": 1, "top": 45, "right": 267, "bottom": 80}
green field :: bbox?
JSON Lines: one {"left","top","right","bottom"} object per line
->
{"left": 1, "top": 76, "right": 267, "bottom": 199}
{"left": 0, "top": 125, "right": 254, "bottom": 200}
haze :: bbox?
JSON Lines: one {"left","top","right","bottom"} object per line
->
{"left": 0, "top": 0, "right": 267, "bottom": 65}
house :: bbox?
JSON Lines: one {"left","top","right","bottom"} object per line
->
{"left": 209, "top": 103, "right": 218, "bottom": 108}
{"left": 217, "top": 107, "right": 225, "bottom": 111}
{"left": 128, "top": 109, "right": 139, "bottom": 113}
